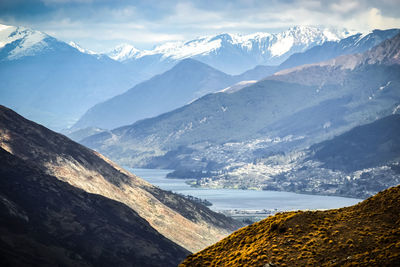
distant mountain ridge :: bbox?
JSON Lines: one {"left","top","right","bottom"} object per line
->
{"left": 109, "top": 26, "right": 351, "bottom": 75}
{"left": 72, "top": 29, "right": 400, "bottom": 132}
{"left": 279, "top": 29, "right": 400, "bottom": 70}
{"left": 0, "top": 24, "right": 145, "bottom": 130}
{"left": 1, "top": 24, "right": 396, "bottom": 132}
{"left": 73, "top": 58, "right": 240, "bottom": 130}
{"left": 272, "top": 31, "right": 400, "bottom": 85}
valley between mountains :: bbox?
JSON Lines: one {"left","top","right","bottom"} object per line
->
{"left": 1, "top": 21, "right": 400, "bottom": 266}
{"left": 82, "top": 31, "right": 400, "bottom": 200}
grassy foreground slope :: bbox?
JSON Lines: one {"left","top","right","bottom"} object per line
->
{"left": 180, "top": 185, "right": 400, "bottom": 266}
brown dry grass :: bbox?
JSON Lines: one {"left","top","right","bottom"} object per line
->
{"left": 180, "top": 185, "right": 400, "bottom": 266}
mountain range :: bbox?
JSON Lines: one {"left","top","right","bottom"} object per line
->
{"left": 71, "top": 28, "right": 399, "bottom": 132}
{"left": 0, "top": 25, "right": 145, "bottom": 130}
{"left": 82, "top": 32, "right": 400, "bottom": 198}
{"left": 0, "top": 105, "right": 242, "bottom": 254}
{"left": 72, "top": 59, "right": 239, "bottom": 130}
{"left": 2, "top": 24, "right": 397, "bottom": 132}
{"left": 108, "top": 26, "right": 350, "bottom": 75}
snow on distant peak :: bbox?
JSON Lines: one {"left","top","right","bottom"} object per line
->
{"left": 138, "top": 32, "right": 261, "bottom": 60}
{"left": 107, "top": 43, "right": 141, "bottom": 61}
{"left": 110, "top": 26, "right": 351, "bottom": 65}
{"left": 69, "top": 41, "right": 96, "bottom": 55}
{"left": 269, "top": 26, "right": 350, "bottom": 57}
{"left": 140, "top": 35, "right": 222, "bottom": 60}
{"left": 0, "top": 24, "right": 51, "bottom": 60}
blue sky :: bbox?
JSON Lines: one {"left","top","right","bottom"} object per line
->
{"left": 1, "top": 0, "right": 400, "bottom": 52}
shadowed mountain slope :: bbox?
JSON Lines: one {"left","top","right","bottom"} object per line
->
{"left": 0, "top": 105, "right": 242, "bottom": 252}
{"left": 0, "top": 148, "right": 188, "bottom": 267}
{"left": 311, "top": 114, "right": 400, "bottom": 172}
{"left": 180, "top": 185, "right": 400, "bottom": 266}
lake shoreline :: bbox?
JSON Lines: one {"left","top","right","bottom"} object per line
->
{"left": 128, "top": 167, "right": 362, "bottom": 209}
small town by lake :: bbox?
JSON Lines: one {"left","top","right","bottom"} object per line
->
{"left": 130, "top": 168, "right": 363, "bottom": 214}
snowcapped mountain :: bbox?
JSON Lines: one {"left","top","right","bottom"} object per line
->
{"left": 0, "top": 24, "right": 145, "bottom": 130}
{"left": 109, "top": 26, "right": 351, "bottom": 74}
{"left": 279, "top": 29, "right": 400, "bottom": 70}
{"left": 0, "top": 24, "right": 52, "bottom": 60}
{"left": 108, "top": 43, "right": 141, "bottom": 61}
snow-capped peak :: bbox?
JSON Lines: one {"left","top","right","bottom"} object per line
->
{"left": 107, "top": 43, "right": 141, "bottom": 61}
{"left": 0, "top": 24, "right": 51, "bottom": 60}
{"left": 269, "top": 26, "right": 350, "bottom": 57}
{"left": 69, "top": 41, "right": 96, "bottom": 55}
{"left": 111, "top": 26, "right": 351, "bottom": 64}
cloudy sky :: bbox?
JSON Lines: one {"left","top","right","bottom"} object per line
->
{"left": 0, "top": 0, "right": 399, "bottom": 52}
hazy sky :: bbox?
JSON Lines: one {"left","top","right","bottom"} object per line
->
{"left": 1, "top": 0, "right": 399, "bottom": 52}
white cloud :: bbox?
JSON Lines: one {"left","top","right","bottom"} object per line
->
{"left": 367, "top": 7, "right": 400, "bottom": 29}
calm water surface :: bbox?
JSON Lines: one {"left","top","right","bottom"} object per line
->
{"left": 130, "top": 168, "right": 362, "bottom": 211}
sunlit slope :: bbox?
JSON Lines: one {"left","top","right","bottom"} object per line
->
{"left": 0, "top": 105, "right": 242, "bottom": 252}
{"left": 180, "top": 185, "right": 400, "bottom": 266}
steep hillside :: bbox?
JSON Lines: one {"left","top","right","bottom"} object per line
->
{"left": 73, "top": 59, "right": 238, "bottom": 130}
{"left": 180, "top": 185, "right": 400, "bottom": 266}
{"left": 0, "top": 148, "right": 188, "bottom": 266}
{"left": 0, "top": 24, "right": 144, "bottom": 130}
{"left": 311, "top": 114, "right": 400, "bottom": 172}
{"left": 0, "top": 105, "right": 242, "bottom": 252}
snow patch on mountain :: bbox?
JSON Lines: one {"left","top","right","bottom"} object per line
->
{"left": 140, "top": 36, "right": 222, "bottom": 59}
{"left": 0, "top": 24, "right": 50, "bottom": 60}
{"left": 109, "top": 26, "right": 351, "bottom": 63}
{"left": 270, "top": 36, "right": 294, "bottom": 57}
{"left": 69, "top": 41, "right": 96, "bottom": 55}
{"left": 107, "top": 43, "right": 140, "bottom": 61}
{"left": 220, "top": 80, "right": 258, "bottom": 94}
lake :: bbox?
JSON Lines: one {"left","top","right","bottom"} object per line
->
{"left": 129, "top": 168, "right": 362, "bottom": 212}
